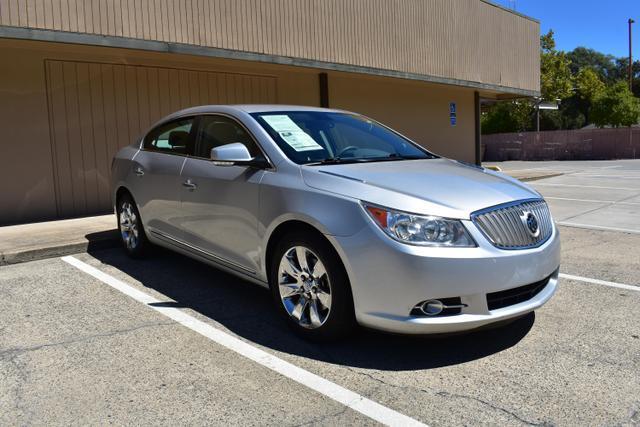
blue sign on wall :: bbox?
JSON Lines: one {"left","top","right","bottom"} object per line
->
{"left": 449, "top": 102, "right": 457, "bottom": 126}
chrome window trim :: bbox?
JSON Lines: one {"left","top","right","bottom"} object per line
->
{"left": 470, "top": 198, "right": 553, "bottom": 250}
{"left": 137, "top": 112, "right": 275, "bottom": 170}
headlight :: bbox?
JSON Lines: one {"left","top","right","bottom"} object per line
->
{"left": 362, "top": 203, "right": 476, "bottom": 247}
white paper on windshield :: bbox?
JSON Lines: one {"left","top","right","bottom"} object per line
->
{"left": 261, "top": 115, "right": 323, "bottom": 152}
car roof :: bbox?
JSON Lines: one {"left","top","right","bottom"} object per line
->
{"left": 172, "top": 104, "right": 348, "bottom": 115}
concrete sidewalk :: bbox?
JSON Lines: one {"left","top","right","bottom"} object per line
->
{"left": 0, "top": 215, "right": 118, "bottom": 266}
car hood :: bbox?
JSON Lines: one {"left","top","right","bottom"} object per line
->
{"left": 301, "top": 158, "right": 540, "bottom": 219}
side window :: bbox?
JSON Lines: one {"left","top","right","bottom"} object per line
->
{"left": 195, "top": 115, "right": 261, "bottom": 159}
{"left": 144, "top": 118, "right": 195, "bottom": 155}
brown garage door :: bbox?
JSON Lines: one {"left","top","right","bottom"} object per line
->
{"left": 45, "top": 60, "right": 277, "bottom": 218}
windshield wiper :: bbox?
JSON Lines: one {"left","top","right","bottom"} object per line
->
{"left": 305, "top": 157, "right": 369, "bottom": 166}
{"left": 305, "top": 154, "right": 432, "bottom": 166}
{"left": 386, "top": 153, "right": 432, "bottom": 160}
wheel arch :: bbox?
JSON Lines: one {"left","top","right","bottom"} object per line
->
{"left": 264, "top": 220, "right": 352, "bottom": 294}
{"left": 115, "top": 185, "right": 133, "bottom": 206}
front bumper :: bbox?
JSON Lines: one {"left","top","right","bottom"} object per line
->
{"left": 330, "top": 217, "right": 561, "bottom": 334}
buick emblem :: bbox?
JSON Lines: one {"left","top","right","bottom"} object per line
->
{"left": 520, "top": 211, "right": 540, "bottom": 238}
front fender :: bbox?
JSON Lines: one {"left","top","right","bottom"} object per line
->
{"left": 257, "top": 169, "right": 368, "bottom": 280}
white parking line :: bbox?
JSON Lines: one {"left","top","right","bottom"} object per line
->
{"left": 597, "top": 165, "right": 623, "bottom": 169}
{"left": 532, "top": 183, "right": 637, "bottom": 191}
{"left": 546, "top": 197, "right": 640, "bottom": 206}
{"left": 557, "top": 222, "right": 640, "bottom": 234}
{"left": 61, "top": 256, "right": 426, "bottom": 427}
{"left": 560, "top": 273, "right": 639, "bottom": 292}
{"left": 573, "top": 174, "right": 640, "bottom": 179}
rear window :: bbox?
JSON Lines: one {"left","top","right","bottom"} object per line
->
{"left": 143, "top": 118, "right": 195, "bottom": 155}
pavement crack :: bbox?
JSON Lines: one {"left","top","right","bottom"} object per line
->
{"left": 435, "top": 391, "right": 551, "bottom": 426}
{"left": 0, "top": 321, "right": 174, "bottom": 358}
{"left": 342, "top": 367, "right": 552, "bottom": 426}
{"left": 290, "top": 405, "right": 350, "bottom": 427}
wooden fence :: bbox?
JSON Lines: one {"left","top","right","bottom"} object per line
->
{"left": 483, "top": 128, "right": 640, "bottom": 161}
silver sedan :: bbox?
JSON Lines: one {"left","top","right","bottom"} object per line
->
{"left": 111, "top": 105, "right": 560, "bottom": 340}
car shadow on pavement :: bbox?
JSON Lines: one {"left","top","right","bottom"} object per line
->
{"left": 87, "top": 244, "right": 534, "bottom": 371}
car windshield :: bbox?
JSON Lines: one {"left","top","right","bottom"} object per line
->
{"left": 250, "top": 111, "right": 437, "bottom": 165}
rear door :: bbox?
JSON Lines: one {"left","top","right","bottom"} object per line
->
{"left": 129, "top": 117, "right": 196, "bottom": 239}
{"left": 178, "top": 114, "right": 266, "bottom": 274}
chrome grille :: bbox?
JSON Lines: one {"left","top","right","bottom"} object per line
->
{"left": 472, "top": 200, "right": 553, "bottom": 249}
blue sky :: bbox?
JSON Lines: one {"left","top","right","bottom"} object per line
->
{"left": 494, "top": 0, "right": 638, "bottom": 58}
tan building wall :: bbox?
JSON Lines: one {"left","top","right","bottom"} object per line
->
{"left": 0, "top": 0, "right": 540, "bottom": 95}
{"left": 329, "top": 73, "right": 475, "bottom": 162}
{"left": 0, "top": 38, "right": 478, "bottom": 224}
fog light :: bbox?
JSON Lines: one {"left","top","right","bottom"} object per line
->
{"left": 420, "top": 300, "right": 445, "bottom": 316}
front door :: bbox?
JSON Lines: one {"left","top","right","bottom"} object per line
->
{"left": 179, "top": 115, "right": 266, "bottom": 274}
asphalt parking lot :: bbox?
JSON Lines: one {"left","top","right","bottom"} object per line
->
{"left": 487, "top": 159, "right": 640, "bottom": 234}
{"left": 2, "top": 160, "right": 639, "bottom": 426}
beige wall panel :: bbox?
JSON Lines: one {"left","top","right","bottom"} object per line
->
{"left": 0, "top": 0, "right": 540, "bottom": 93}
{"left": 42, "top": 59, "right": 278, "bottom": 218}
{"left": 329, "top": 73, "right": 476, "bottom": 163}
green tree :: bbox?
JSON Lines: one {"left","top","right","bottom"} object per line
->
{"left": 540, "top": 30, "right": 574, "bottom": 101}
{"left": 612, "top": 58, "right": 640, "bottom": 97}
{"left": 567, "top": 47, "right": 617, "bottom": 82}
{"left": 575, "top": 67, "right": 605, "bottom": 124}
{"left": 481, "top": 102, "right": 533, "bottom": 135}
{"left": 576, "top": 68, "right": 605, "bottom": 102}
{"left": 591, "top": 82, "right": 640, "bottom": 128}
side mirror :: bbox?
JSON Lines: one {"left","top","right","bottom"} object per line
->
{"left": 210, "top": 143, "right": 269, "bottom": 168}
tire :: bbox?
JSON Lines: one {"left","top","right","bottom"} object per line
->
{"left": 269, "top": 230, "right": 356, "bottom": 340}
{"left": 116, "top": 192, "right": 149, "bottom": 258}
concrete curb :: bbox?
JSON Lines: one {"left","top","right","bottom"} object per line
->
{"left": 516, "top": 172, "right": 564, "bottom": 182}
{"left": 0, "top": 230, "right": 120, "bottom": 266}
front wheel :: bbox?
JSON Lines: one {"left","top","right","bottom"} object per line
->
{"left": 269, "top": 231, "right": 356, "bottom": 340}
{"left": 116, "top": 193, "right": 149, "bottom": 258}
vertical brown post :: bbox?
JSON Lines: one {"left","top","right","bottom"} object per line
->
{"left": 319, "top": 73, "right": 329, "bottom": 108}
{"left": 629, "top": 19, "right": 635, "bottom": 91}
{"left": 474, "top": 91, "right": 481, "bottom": 165}
{"left": 630, "top": 19, "right": 636, "bottom": 158}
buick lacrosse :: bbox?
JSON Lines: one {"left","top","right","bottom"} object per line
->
{"left": 111, "top": 105, "right": 560, "bottom": 339}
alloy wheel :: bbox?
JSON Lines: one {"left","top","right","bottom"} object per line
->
{"left": 119, "top": 201, "right": 139, "bottom": 250}
{"left": 277, "top": 246, "right": 332, "bottom": 329}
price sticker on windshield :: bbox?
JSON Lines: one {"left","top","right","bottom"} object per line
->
{"left": 261, "top": 115, "right": 323, "bottom": 152}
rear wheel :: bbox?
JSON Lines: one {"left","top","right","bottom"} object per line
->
{"left": 270, "top": 231, "right": 356, "bottom": 340}
{"left": 116, "top": 193, "right": 149, "bottom": 258}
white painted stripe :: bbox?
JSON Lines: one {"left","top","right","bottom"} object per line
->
{"left": 532, "top": 182, "right": 637, "bottom": 191}
{"left": 557, "top": 222, "right": 640, "bottom": 234}
{"left": 573, "top": 174, "right": 640, "bottom": 179}
{"left": 546, "top": 197, "right": 640, "bottom": 206}
{"left": 61, "top": 256, "right": 426, "bottom": 427}
{"left": 560, "top": 273, "right": 639, "bottom": 292}
{"left": 546, "top": 197, "right": 614, "bottom": 204}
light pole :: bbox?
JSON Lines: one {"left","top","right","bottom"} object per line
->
{"left": 630, "top": 18, "right": 635, "bottom": 91}
{"left": 629, "top": 19, "right": 635, "bottom": 159}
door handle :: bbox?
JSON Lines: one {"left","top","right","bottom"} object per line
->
{"left": 134, "top": 167, "right": 145, "bottom": 176}
{"left": 182, "top": 179, "right": 197, "bottom": 191}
